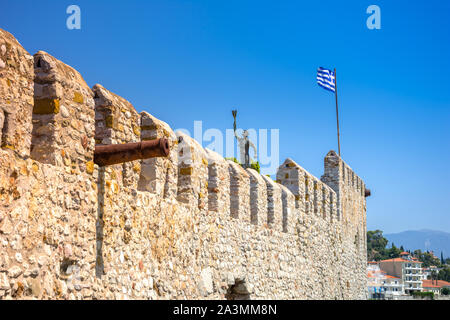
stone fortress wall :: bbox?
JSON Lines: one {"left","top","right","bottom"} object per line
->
{"left": 0, "top": 29, "right": 367, "bottom": 300}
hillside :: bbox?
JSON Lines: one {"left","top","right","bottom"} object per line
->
{"left": 385, "top": 229, "right": 450, "bottom": 259}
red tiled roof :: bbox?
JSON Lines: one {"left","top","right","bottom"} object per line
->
{"left": 400, "top": 252, "right": 410, "bottom": 255}
{"left": 379, "top": 258, "right": 423, "bottom": 263}
{"left": 422, "top": 280, "right": 450, "bottom": 288}
{"left": 422, "top": 279, "right": 450, "bottom": 288}
{"left": 439, "top": 280, "right": 450, "bottom": 287}
{"left": 422, "top": 280, "right": 440, "bottom": 288}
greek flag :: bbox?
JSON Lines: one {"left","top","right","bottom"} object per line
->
{"left": 317, "top": 67, "right": 336, "bottom": 93}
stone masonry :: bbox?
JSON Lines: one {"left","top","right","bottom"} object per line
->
{"left": 0, "top": 29, "right": 367, "bottom": 300}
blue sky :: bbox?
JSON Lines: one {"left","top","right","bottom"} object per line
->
{"left": 1, "top": 0, "right": 449, "bottom": 234}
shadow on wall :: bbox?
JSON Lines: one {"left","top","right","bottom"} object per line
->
{"left": 225, "top": 280, "right": 251, "bottom": 300}
{"left": 96, "top": 167, "right": 105, "bottom": 278}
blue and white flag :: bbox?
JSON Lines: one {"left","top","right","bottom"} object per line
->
{"left": 317, "top": 67, "right": 336, "bottom": 93}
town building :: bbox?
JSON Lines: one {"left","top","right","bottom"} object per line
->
{"left": 422, "top": 265, "right": 440, "bottom": 280}
{"left": 422, "top": 279, "right": 450, "bottom": 296}
{"left": 382, "top": 275, "right": 404, "bottom": 299}
{"left": 368, "top": 262, "right": 386, "bottom": 299}
{"left": 379, "top": 253, "right": 423, "bottom": 294}
{"left": 367, "top": 262, "right": 404, "bottom": 299}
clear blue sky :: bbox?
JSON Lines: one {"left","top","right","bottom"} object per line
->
{"left": 2, "top": 0, "right": 449, "bottom": 234}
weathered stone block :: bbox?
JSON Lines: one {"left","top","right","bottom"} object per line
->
{"left": 73, "top": 91, "right": 84, "bottom": 104}
{"left": 33, "top": 98, "right": 60, "bottom": 114}
{"left": 179, "top": 167, "right": 193, "bottom": 176}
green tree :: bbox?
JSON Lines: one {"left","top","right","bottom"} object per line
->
{"left": 415, "top": 251, "right": 441, "bottom": 268}
{"left": 438, "top": 267, "right": 450, "bottom": 282}
{"left": 366, "top": 230, "right": 445, "bottom": 267}
{"left": 367, "top": 230, "right": 389, "bottom": 261}
{"left": 225, "top": 157, "right": 240, "bottom": 164}
{"left": 225, "top": 157, "right": 260, "bottom": 174}
{"left": 387, "top": 243, "right": 401, "bottom": 259}
{"left": 250, "top": 160, "right": 260, "bottom": 174}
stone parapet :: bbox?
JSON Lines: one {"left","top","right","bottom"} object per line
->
{"left": 0, "top": 28, "right": 368, "bottom": 300}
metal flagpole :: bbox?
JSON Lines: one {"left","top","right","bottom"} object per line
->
{"left": 334, "top": 68, "right": 341, "bottom": 156}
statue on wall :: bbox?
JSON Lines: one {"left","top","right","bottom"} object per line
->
{"left": 232, "top": 110, "right": 257, "bottom": 169}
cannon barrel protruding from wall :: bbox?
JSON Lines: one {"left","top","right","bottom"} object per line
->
{"left": 94, "top": 138, "right": 170, "bottom": 167}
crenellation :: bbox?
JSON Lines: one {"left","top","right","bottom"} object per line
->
{"left": 138, "top": 111, "right": 177, "bottom": 198}
{"left": 278, "top": 184, "right": 295, "bottom": 233}
{"left": 322, "top": 185, "right": 330, "bottom": 221}
{"left": 176, "top": 132, "right": 208, "bottom": 209}
{"left": 246, "top": 168, "right": 268, "bottom": 226}
{"left": 0, "top": 29, "right": 33, "bottom": 159}
{"left": 205, "top": 148, "right": 230, "bottom": 215}
{"left": 313, "top": 179, "right": 322, "bottom": 217}
{"left": 93, "top": 84, "right": 141, "bottom": 189}
{"left": 227, "top": 160, "right": 251, "bottom": 223}
{"left": 357, "top": 176, "right": 362, "bottom": 194}
{"left": 0, "top": 28, "right": 368, "bottom": 301}
{"left": 276, "top": 158, "right": 311, "bottom": 234}
{"left": 261, "top": 175, "right": 282, "bottom": 231}
{"left": 31, "top": 51, "right": 95, "bottom": 173}
{"left": 346, "top": 167, "right": 350, "bottom": 186}
{"left": 304, "top": 173, "right": 314, "bottom": 216}
{"left": 330, "top": 191, "right": 338, "bottom": 221}
{"left": 93, "top": 84, "right": 140, "bottom": 145}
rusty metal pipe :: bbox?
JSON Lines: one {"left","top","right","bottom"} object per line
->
{"left": 94, "top": 138, "right": 170, "bottom": 167}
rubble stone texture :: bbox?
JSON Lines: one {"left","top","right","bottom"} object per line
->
{"left": 0, "top": 29, "right": 367, "bottom": 300}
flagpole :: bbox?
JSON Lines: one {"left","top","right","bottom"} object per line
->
{"left": 334, "top": 68, "right": 341, "bottom": 156}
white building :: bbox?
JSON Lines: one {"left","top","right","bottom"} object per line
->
{"left": 367, "top": 262, "right": 405, "bottom": 299}
{"left": 379, "top": 253, "right": 423, "bottom": 294}
{"left": 382, "top": 275, "right": 404, "bottom": 299}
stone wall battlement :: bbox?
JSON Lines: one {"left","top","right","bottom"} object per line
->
{"left": 0, "top": 29, "right": 367, "bottom": 300}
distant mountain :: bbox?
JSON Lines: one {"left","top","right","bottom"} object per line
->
{"left": 385, "top": 229, "right": 450, "bottom": 259}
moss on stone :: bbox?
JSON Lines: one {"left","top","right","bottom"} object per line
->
{"left": 179, "top": 167, "right": 193, "bottom": 175}
{"left": 1, "top": 144, "right": 14, "bottom": 150}
{"left": 86, "top": 161, "right": 94, "bottom": 174}
{"left": 132, "top": 125, "right": 140, "bottom": 136}
{"left": 73, "top": 91, "right": 84, "bottom": 103}
{"left": 31, "top": 162, "right": 39, "bottom": 173}
{"left": 33, "top": 98, "right": 60, "bottom": 114}
{"left": 105, "top": 115, "right": 114, "bottom": 128}
{"left": 141, "top": 124, "right": 158, "bottom": 131}
{"left": 287, "top": 162, "right": 296, "bottom": 167}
